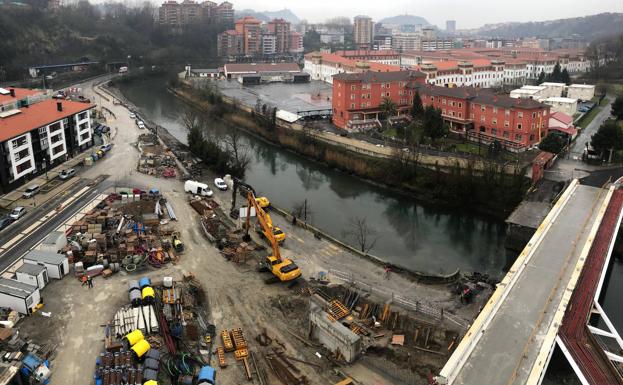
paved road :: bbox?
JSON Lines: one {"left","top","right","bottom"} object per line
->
{"left": 453, "top": 184, "right": 606, "bottom": 385}
{"left": 546, "top": 97, "right": 614, "bottom": 182}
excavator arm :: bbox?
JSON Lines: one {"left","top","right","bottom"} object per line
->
{"left": 245, "top": 191, "right": 281, "bottom": 262}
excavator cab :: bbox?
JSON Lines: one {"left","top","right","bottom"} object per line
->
{"left": 265, "top": 255, "right": 301, "bottom": 282}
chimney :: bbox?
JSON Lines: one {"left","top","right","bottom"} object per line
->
{"left": 57, "top": 102, "right": 63, "bottom": 112}
{"left": 9, "top": 89, "right": 15, "bottom": 97}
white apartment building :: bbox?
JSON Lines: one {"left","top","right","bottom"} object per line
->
{"left": 541, "top": 97, "right": 578, "bottom": 116}
{"left": 567, "top": 84, "right": 595, "bottom": 101}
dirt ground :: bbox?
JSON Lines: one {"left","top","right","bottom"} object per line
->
{"left": 15, "top": 80, "right": 488, "bottom": 385}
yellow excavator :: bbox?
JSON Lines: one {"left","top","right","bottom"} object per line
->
{"left": 245, "top": 190, "right": 301, "bottom": 283}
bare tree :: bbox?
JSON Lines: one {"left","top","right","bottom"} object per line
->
{"left": 343, "top": 217, "right": 379, "bottom": 253}
{"left": 182, "top": 108, "right": 205, "bottom": 132}
{"left": 391, "top": 144, "right": 421, "bottom": 180}
{"left": 223, "top": 128, "right": 251, "bottom": 174}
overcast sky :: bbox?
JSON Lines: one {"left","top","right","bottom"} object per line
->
{"left": 229, "top": 0, "right": 623, "bottom": 28}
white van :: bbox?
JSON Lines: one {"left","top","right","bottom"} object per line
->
{"left": 184, "top": 180, "right": 213, "bottom": 197}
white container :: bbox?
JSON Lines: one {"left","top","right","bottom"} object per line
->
{"left": 163, "top": 276, "right": 173, "bottom": 288}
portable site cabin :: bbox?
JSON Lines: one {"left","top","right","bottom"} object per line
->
{"left": 38, "top": 231, "right": 67, "bottom": 253}
{"left": 0, "top": 278, "right": 41, "bottom": 314}
{"left": 15, "top": 263, "right": 48, "bottom": 290}
{"left": 23, "top": 250, "right": 69, "bottom": 279}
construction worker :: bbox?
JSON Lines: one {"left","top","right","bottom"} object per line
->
{"left": 87, "top": 275, "right": 94, "bottom": 289}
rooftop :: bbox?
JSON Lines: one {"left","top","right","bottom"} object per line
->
{"left": 543, "top": 97, "right": 577, "bottom": 103}
{"left": 568, "top": 84, "right": 595, "bottom": 89}
{"left": 224, "top": 62, "right": 300, "bottom": 74}
{"left": 0, "top": 278, "right": 37, "bottom": 298}
{"left": 411, "top": 84, "right": 548, "bottom": 109}
{"left": 0, "top": 87, "right": 44, "bottom": 105}
{"left": 549, "top": 111, "right": 573, "bottom": 126}
{"left": 333, "top": 70, "right": 426, "bottom": 83}
{"left": 16, "top": 263, "right": 46, "bottom": 276}
{"left": 24, "top": 249, "right": 67, "bottom": 265}
{"left": 0, "top": 99, "right": 94, "bottom": 143}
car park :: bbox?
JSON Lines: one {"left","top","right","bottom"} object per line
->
{"left": 214, "top": 178, "right": 228, "bottom": 191}
{"left": 22, "top": 185, "right": 40, "bottom": 198}
{"left": 59, "top": 169, "right": 76, "bottom": 180}
{"left": 9, "top": 206, "right": 26, "bottom": 220}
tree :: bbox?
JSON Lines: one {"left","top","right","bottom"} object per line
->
{"left": 561, "top": 68, "right": 571, "bottom": 85}
{"left": 537, "top": 70, "right": 546, "bottom": 84}
{"left": 549, "top": 62, "right": 562, "bottom": 82}
{"left": 538, "top": 133, "right": 567, "bottom": 154}
{"left": 423, "top": 105, "right": 447, "bottom": 143}
{"left": 612, "top": 96, "right": 623, "bottom": 120}
{"left": 343, "top": 217, "right": 379, "bottom": 253}
{"left": 380, "top": 97, "right": 398, "bottom": 127}
{"left": 411, "top": 91, "right": 424, "bottom": 119}
{"left": 591, "top": 120, "right": 623, "bottom": 155}
{"left": 223, "top": 128, "right": 251, "bottom": 177}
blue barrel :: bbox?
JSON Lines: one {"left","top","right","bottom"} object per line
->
{"left": 144, "top": 358, "right": 159, "bottom": 370}
{"left": 138, "top": 277, "right": 151, "bottom": 289}
{"left": 143, "top": 368, "right": 158, "bottom": 381}
{"left": 145, "top": 349, "right": 160, "bottom": 361}
{"left": 197, "top": 366, "right": 216, "bottom": 385}
{"left": 128, "top": 280, "right": 140, "bottom": 292}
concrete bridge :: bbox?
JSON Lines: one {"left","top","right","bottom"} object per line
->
{"left": 436, "top": 179, "right": 623, "bottom": 385}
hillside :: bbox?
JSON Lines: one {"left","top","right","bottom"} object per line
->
{"left": 378, "top": 14, "right": 431, "bottom": 27}
{"left": 476, "top": 12, "right": 623, "bottom": 40}
{"left": 234, "top": 8, "right": 300, "bottom": 24}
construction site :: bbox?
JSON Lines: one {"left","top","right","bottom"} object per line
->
{"left": 0, "top": 79, "right": 492, "bottom": 385}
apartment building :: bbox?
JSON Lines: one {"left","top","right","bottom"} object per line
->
{"left": 217, "top": 29, "right": 242, "bottom": 57}
{"left": 331, "top": 70, "right": 427, "bottom": 131}
{"left": 0, "top": 98, "right": 95, "bottom": 192}
{"left": 289, "top": 31, "right": 304, "bottom": 54}
{"left": 261, "top": 34, "right": 277, "bottom": 56}
{"left": 333, "top": 50, "right": 401, "bottom": 66}
{"left": 235, "top": 16, "right": 262, "bottom": 56}
{"left": 267, "top": 18, "right": 290, "bottom": 54}
{"left": 158, "top": 0, "right": 233, "bottom": 25}
{"left": 353, "top": 16, "right": 374, "bottom": 48}
{"left": 0, "top": 88, "right": 52, "bottom": 112}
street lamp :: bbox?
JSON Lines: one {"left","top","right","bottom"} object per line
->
{"left": 42, "top": 156, "right": 48, "bottom": 180}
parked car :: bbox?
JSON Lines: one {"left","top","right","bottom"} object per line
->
{"left": 129, "top": 113, "right": 136, "bottom": 119}
{"left": 9, "top": 206, "right": 26, "bottom": 220}
{"left": 184, "top": 180, "right": 213, "bottom": 197}
{"left": 214, "top": 178, "right": 228, "bottom": 191}
{"left": 59, "top": 169, "right": 76, "bottom": 180}
{"left": 137, "top": 121, "right": 145, "bottom": 129}
{"left": 100, "top": 144, "right": 113, "bottom": 152}
{"left": 0, "top": 216, "right": 14, "bottom": 230}
{"left": 22, "top": 185, "right": 40, "bottom": 198}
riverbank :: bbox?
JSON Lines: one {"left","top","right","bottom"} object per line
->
{"left": 171, "top": 82, "right": 528, "bottom": 220}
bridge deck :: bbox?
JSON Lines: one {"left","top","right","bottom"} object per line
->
{"left": 451, "top": 184, "right": 606, "bottom": 385}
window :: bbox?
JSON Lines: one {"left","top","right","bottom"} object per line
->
{"left": 350, "top": 103, "right": 355, "bottom": 109}
{"left": 350, "top": 94, "right": 355, "bottom": 100}
{"left": 15, "top": 160, "right": 32, "bottom": 174}
{"left": 492, "top": 128, "right": 498, "bottom": 135}
{"left": 451, "top": 101, "right": 455, "bottom": 107}
{"left": 480, "top": 116, "right": 486, "bottom": 122}
{"left": 351, "top": 85, "right": 356, "bottom": 91}
{"left": 81, "top": 132, "right": 90, "bottom": 141}
{"left": 503, "top": 131, "right": 509, "bottom": 138}
{"left": 381, "top": 83, "right": 385, "bottom": 88}
{"left": 442, "top": 109, "right": 446, "bottom": 114}
{"left": 38, "top": 127, "right": 47, "bottom": 135}
{"left": 458, "top": 112, "right": 462, "bottom": 118}
{"left": 505, "top": 109, "right": 510, "bottom": 115}
{"left": 40, "top": 138, "right": 49, "bottom": 150}
{"left": 52, "top": 145, "right": 65, "bottom": 155}
{"left": 532, "top": 112, "right": 536, "bottom": 118}
{"left": 517, "top": 123, "right": 522, "bottom": 130}
{"left": 361, "top": 103, "right": 366, "bottom": 108}
{"left": 481, "top": 105, "right": 485, "bottom": 112}
{"left": 480, "top": 126, "right": 486, "bottom": 133}
{"left": 49, "top": 122, "right": 61, "bottom": 132}
{"left": 530, "top": 134, "right": 535, "bottom": 141}
{"left": 386, "top": 83, "right": 390, "bottom": 88}
{"left": 458, "top": 102, "right": 462, "bottom": 108}
{"left": 504, "top": 121, "right": 509, "bottom": 127}
{"left": 14, "top": 148, "right": 29, "bottom": 161}
{"left": 442, "top": 99, "right": 446, "bottom": 105}
{"left": 11, "top": 136, "right": 27, "bottom": 149}
{"left": 515, "top": 134, "right": 522, "bottom": 141}
{"left": 493, "top": 107, "right": 498, "bottom": 113}
{"left": 78, "top": 111, "right": 88, "bottom": 121}
{"left": 518, "top": 112, "right": 523, "bottom": 119}
{"left": 492, "top": 119, "right": 497, "bottom": 125}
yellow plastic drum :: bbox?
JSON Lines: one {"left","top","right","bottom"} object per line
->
{"left": 125, "top": 329, "right": 144, "bottom": 346}
{"left": 131, "top": 339, "right": 150, "bottom": 359}
{"left": 141, "top": 286, "right": 155, "bottom": 305}
{"left": 144, "top": 381, "right": 158, "bottom": 385}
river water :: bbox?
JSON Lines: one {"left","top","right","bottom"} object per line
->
{"left": 119, "top": 76, "right": 512, "bottom": 277}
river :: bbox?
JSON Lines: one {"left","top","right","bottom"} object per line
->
{"left": 118, "top": 76, "right": 512, "bottom": 277}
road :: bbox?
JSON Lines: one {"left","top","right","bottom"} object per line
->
{"left": 546, "top": 97, "right": 614, "bottom": 182}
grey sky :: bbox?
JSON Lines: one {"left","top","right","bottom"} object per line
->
{"left": 230, "top": 0, "right": 623, "bottom": 28}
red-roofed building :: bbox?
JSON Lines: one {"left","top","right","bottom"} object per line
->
{"left": 0, "top": 87, "right": 52, "bottom": 112}
{"left": 412, "top": 84, "right": 550, "bottom": 150}
{"left": 415, "top": 59, "right": 506, "bottom": 88}
{"left": 304, "top": 51, "right": 400, "bottom": 84}
{"left": 332, "top": 70, "right": 426, "bottom": 131}
{"left": 0, "top": 99, "right": 95, "bottom": 192}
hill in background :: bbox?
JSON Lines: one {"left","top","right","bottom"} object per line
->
{"left": 235, "top": 8, "right": 300, "bottom": 24}
{"left": 378, "top": 14, "right": 431, "bottom": 27}
{"left": 476, "top": 13, "right": 623, "bottom": 40}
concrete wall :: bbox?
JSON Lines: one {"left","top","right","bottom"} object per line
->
{"left": 309, "top": 298, "right": 361, "bottom": 363}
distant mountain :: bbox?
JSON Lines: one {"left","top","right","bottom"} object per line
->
{"left": 234, "top": 8, "right": 300, "bottom": 24}
{"left": 378, "top": 14, "right": 431, "bottom": 27}
{"left": 476, "top": 13, "right": 623, "bottom": 40}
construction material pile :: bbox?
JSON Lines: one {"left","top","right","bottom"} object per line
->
{"left": 137, "top": 134, "right": 179, "bottom": 179}
{"left": 95, "top": 274, "right": 216, "bottom": 385}
{"left": 65, "top": 192, "right": 182, "bottom": 279}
